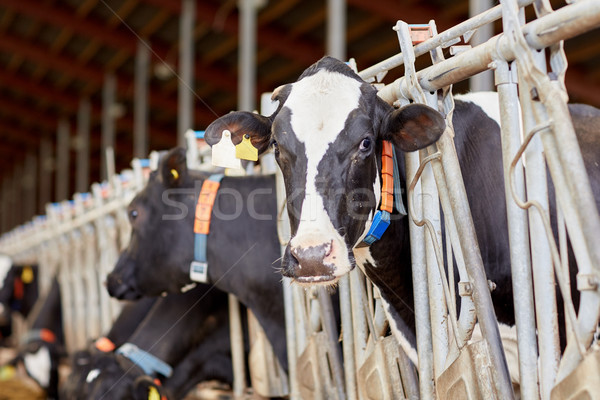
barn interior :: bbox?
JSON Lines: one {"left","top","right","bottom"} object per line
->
{"left": 0, "top": 0, "right": 598, "bottom": 233}
{"left": 0, "top": 1, "right": 599, "bottom": 399}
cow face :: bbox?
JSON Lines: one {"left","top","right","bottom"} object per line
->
{"left": 107, "top": 148, "right": 196, "bottom": 299}
{"left": 205, "top": 57, "right": 445, "bottom": 286}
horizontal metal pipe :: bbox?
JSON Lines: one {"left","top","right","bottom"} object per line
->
{"left": 377, "top": 0, "right": 600, "bottom": 102}
{"left": 358, "top": 0, "right": 536, "bottom": 81}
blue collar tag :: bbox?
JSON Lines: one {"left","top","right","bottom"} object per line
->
{"left": 362, "top": 210, "right": 391, "bottom": 246}
{"left": 116, "top": 343, "right": 173, "bottom": 378}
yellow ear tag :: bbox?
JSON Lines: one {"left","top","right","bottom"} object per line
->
{"left": 21, "top": 266, "right": 34, "bottom": 284}
{"left": 170, "top": 169, "right": 179, "bottom": 180}
{"left": 235, "top": 134, "right": 258, "bottom": 161}
{"left": 0, "top": 364, "right": 16, "bottom": 380}
{"left": 148, "top": 386, "right": 160, "bottom": 400}
{"left": 211, "top": 130, "right": 242, "bottom": 169}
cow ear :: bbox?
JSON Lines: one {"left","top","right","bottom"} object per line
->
{"left": 377, "top": 101, "right": 446, "bottom": 152}
{"left": 205, "top": 111, "right": 272, "bottom": 155}
{"left": 160, "top": 147, "right": 188, "bottom": 188}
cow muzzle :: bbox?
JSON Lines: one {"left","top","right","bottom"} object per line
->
{"left": 106, "top": 272, "right": 142, "bottom": 300}
{"left": 284, "top": 236, "right": 353, "bottom": 285}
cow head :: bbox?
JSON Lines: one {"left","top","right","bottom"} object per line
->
{"left": 107, "top": 148, "right": 197, "bottom": 299}
{"left": 205, "top": 56, "right": 445, "bottom": 286}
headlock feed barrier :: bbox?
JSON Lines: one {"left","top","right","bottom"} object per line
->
{"left": 1, "top": 0, "right": 600, "bottom": 399}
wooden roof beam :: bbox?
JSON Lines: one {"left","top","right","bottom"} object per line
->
{"left": 141, "top": 0, "right": 322, "bottom": 66}
{"left": 0, "top": 32, "right": 218, "bottom": 126}
{"left": 3, "top": 0, "right": 241, "bottom": 94}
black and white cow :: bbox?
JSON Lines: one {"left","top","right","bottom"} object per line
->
{"left": 205, "top": 56, "right": 600, "bottom": 356}
{"left": 59, "top": 296, "right": 158, "bottom": 399}
{"left": 6, "top": 276, "right": 64, "bottom": 400}
{"left": 0, "top": 263, "right": 39, "bottom": 344}
{"left": 106, "top": 148, "right": 288, "bottom": 370}
{"left": 84, "top": 283, "right": 233, "bottom": 400}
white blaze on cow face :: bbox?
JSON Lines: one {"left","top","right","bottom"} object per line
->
{"left": 285, "top": 69, "right": 364, "bottom": 278}
{"left": 24, "top": 346, "right": 51, "bottom": 388}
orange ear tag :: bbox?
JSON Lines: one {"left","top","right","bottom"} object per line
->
{"left": 235, "top": 135, "right": 258, "bottom": 161}
{"left": 212, "top": 130, "right": 242, "bottom": 169}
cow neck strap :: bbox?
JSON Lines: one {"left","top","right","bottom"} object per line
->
{"left": 190, "top": 174, "right": 225, "bottom": 283}
{"left": 20, "top": 328, "right": 56, "bottom": 345}
{"left": 361, "top": 140, "right": 406, "bottom": 246}
{"left": 116, "top": 342, "right": 173, "bottom": 378}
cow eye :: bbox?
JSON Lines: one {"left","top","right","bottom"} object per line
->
{"left": 359, "top": 138, "right": 372, "bottom": 152}
{"left": 270, "top": 140, "right": 279, "bottom": 154}
{"left": 129, "top": 209, "right": 138, "bottom": 221}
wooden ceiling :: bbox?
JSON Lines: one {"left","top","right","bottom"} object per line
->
{"left": 0, "top": 0, "right": 598, "bottom": 228}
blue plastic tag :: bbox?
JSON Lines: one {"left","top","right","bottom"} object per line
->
{"left": 362, "top": 210, "right": 391, "bottom": 246}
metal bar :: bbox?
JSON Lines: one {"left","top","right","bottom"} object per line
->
{"left": 495, "top": 60, "right": 539, "bottom": 400}
{"left": 435, "top": 126, "right": 515, "bottom": 400}
{"left": 516, "top": 55, "right": 560, "bottom": 400}
{"left": 317, "top": 288, "right": 346, "bottom": 400}
{"left": 101, "top": 73, "right": 116, "bottom": 182}
{"left": 1, "top": 178, "right": 9, "bottom": 233}
{"left": 38, "top": 137, "right": 52, "bottom": 213}
{"left": 377, "top": 0, "right": 600, "bottom": 101}
{"left": 239, "top": 0, "right": 257, "bottom": 112}
{"left": 178, "top": 0, "right": 195, "bottom": 147}
{"left": 24, "top": 153, "right": 37, "bottom": 221}
{"left": 406, "top": 150, "right": 435, "bottom": 400}
{"left": 275, "top": 164, "right": 299, "bottom": 399}
{"left": 134, "top": 40, "right": 149, "bottom": 159}
{"left": 358, "top": 0, "right": 536, "bottom": 82}
{"left": 76, "top": 98, "right": 91, "bottom": 193}
{"left": 469, "top": 0, "right": 494, "bottom": 91}
{"left": 338, "top": 275, "right": 357, "bottom": 400}
{"left": 229, "top": 293, "right": 247, "bottom": 398}
{"left": 327, "top": 0, "right": 346, "bottom": 60}
{"left": 420, "top": 146, "right": 448, "bottom": 377}
{"left": 56, "top": 118, "right": 70, "bottom": 201}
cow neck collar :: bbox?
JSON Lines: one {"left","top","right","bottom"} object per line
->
{"left": 20, "top": 328, "right": 56, "bottom": 345}
{"left": 358, "top": 141, "right": 407, "bottom": 247}
{"left": 115, "top": 342, "right": 173, "bottom": 378}
{"left": 189, "top": 174, "right": 225, "bottom": 283}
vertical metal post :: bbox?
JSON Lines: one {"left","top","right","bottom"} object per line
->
{"left": 76, "top": 98, "right": 91, "bottom": 193}
{"left": 12, "top": 165, "right": 23, "bottom": 227}
{"left": 495, "top": 60, "right": 540, "bottom": 400}
{"left": 39, "top": 136, "right": 52, "bottom": 212}
{"left": 327, "top": 0, "right": 346, "bottom": 60}
{"left": 469, "top": 0, "right": 494, "bottom": 91}
{"left": 134, "top": 40, "right": 150, "bottom": 158}
{"left": 0, "top": 178, "right": 9, "bottom": 232}
{"left": 338, "top": 275, "right": 357, "bottom": 400}
{"left": 56, "top": 119, "right": 70, "bottom": 201}
{"left": 238, "top": 0, "right": 257, "bottom": 112}
{"left": 229, "top": 293, "right": 247, "bottom": 397}
{"left": 101, "top": 73, "right": 116, "bottom": 182}
{"left": 421, "top": 147, "right": 448, "bottom": 377}
{"left": 406, "top": 151, "right": 435, "bottom": 400}
{"left": 517, "top": 53, "right": 559, "bottom": 400}
{"left": 178, "top": 0, "right": 195, "bottom": 147}
{"left": 24, "top": 153, "right": 37, "bottom": 220}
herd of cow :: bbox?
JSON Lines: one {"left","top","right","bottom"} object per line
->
{"left": 1, "top": 56, "right": 599, "bottom": 399}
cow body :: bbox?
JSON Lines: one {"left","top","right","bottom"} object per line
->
{"left": 0, "top": 263, "right": 39, "bottom": 343}
{"left": 107, "top": 149, "right": 287, "bottom": 370}
{"left": 59, "top": 296, "right": 158, "bottom": 399}
{"left": 84, "top": 284, "right": 233, "bottom": 400}
{"left": 204, "top": 56, "right": 600, "bottom": 349}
